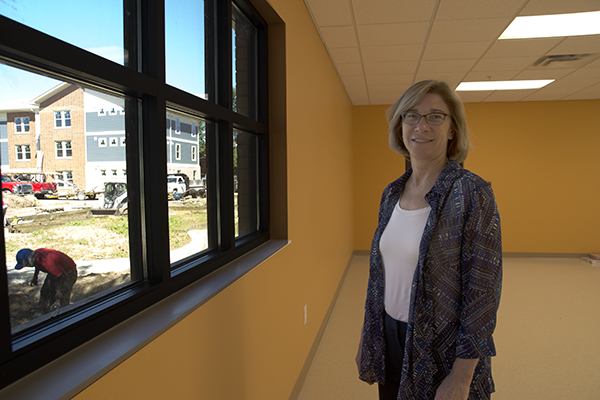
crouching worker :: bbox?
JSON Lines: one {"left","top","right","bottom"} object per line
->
{"left": 15, "top": 248, "right": 78, "bottom": 312}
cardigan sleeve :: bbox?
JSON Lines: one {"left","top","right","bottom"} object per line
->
{"left": 455, "top": 182, "right": 502, "bottom": 360}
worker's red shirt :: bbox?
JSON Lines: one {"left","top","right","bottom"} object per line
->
{"left": 35, "top": 248, "right": 77, "bottom": 277}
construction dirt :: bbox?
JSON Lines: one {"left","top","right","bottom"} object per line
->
{"left": 4, "top": 193, "right": 131, "bottom": 328}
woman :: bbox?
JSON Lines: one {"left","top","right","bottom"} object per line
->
{"left": 356, "top": 80, "right": 502, "bottom": 400}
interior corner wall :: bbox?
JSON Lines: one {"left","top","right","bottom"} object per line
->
{"left": 352, "top": 99, "right": 600, "bottom": 254}
{"left": 464, "top": 100, "right": 600, "bottom": 254}
{"left": 72, "top": 0, "right": 355, "bottom": 399}
{"left": 352, "top": 105, "right": 406, "bottom": 250}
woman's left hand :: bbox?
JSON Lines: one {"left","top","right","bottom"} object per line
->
{"left": 434, "top": 358, "right": 478, "bottom": 400}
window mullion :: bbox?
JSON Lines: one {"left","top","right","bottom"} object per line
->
{"left": 140, "top": 0, "right": 169, "bottom": 282}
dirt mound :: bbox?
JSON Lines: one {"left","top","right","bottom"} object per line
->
{"left": 3, "top": 193, "right": 41, "bottom": 209}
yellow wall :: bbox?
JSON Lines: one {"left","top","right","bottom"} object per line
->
{"left": 73, "top": 0, "right": 355, "bottom": 399}
{"left": 352, "top": 100, "right": 600, "bottom": 254}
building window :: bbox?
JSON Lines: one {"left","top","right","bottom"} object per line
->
{"left": 15, "top": 144, "right": 31, "bottom": 160}
{"left": 55, "top": 141, "right": 72, "bottom": 158}
{"left": 54, "top": 110, "right": 71, "bottom": 128}
{"left": 14, "top": 117, "right": 30, "bottom": 133}
{"left": 0, "top": 0, "right": 271, "bottom": 390}
{"left": 175, "top": 143, "right": 181, "bottom": 160}
{"left": 55, "top": 171, "right": 73, "bottom": 188}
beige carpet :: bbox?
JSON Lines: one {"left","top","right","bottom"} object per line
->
{"left": 296, "top": 255, "right": 600, "bottom": 399}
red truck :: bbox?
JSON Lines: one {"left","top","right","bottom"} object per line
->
{"left": 2, "top": 172, "right": 58, "bottom": 199}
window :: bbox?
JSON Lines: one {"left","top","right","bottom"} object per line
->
{"left": 15, "top": 144, "right": 31, "bottom": 160}
{"left": 55, "top": 141, "right": 72, "bottom": 158}
{"left": 0, "top": 0, "right": 270, "bottom": 391}
{"left": 55, "top": 171, "right": 73, "bottom": 188}
{"left": 54, "top": 110, "right": 71, "bottom": 128}
{"left": 14, "top": 117, "right": 30, "bottom": 133}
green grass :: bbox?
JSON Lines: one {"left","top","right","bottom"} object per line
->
{"left": 6, "top": 209, "right": 208, "bottom": 261}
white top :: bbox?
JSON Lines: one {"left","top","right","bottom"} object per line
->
{"left": 379, "top": 201, "right": 430, "bottom": 322}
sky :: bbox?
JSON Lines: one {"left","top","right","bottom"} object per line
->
{"left": 0, "top": 0, "right": 207, "bottom": 103}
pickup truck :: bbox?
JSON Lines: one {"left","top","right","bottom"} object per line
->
{"left": 2, "top": 173, "right": 57, "bottom": 199}
{"left": 167, "top": 174, "right": 188, "bottom": 194}
{"left": 167, "top": 174, "right": 206, "bottom": 199}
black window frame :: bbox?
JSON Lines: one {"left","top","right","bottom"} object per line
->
{"left": 0, "top": 0, "right": 270, "bottom": 389}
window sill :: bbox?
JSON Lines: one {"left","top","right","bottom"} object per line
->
{"left": 0, "top": 239, "right": 290, "bottom": 400}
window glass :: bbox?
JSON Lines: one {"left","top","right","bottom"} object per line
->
{"left": 0, "top": 0, "right": 127, "bottom": 66}
{"left": 232, "top": 4, "right": 257, "bottom": 119}
{"left": 233, "top": 128, "right": 258, "bottom": 237}
{"left": 1, "top": 66, "right": 136, "bottom": 333}
{"left": 166, "top": 110, "right": 209, "bottom": 264}
{"left": 165, "top": 0, "right": 208, "bottom": 100}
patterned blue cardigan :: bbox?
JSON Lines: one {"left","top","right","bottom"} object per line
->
{"left": 358, "top": 161, "right": 502, "bottom": 400}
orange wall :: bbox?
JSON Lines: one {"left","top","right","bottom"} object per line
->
{"left": 352, "top": 100, "right": 600, "bottom": 254}
{"left": 73, "top": 0, "right": 355, "bottom": 399}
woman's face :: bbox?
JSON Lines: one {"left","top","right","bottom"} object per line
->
{"left": 402, "top": 93, "right": 453, "bottom": 165}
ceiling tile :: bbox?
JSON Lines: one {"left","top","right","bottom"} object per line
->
{"left": 513, "top": 69, "right": 575, "bottom": 80}
{"left": 563, "top": 83, "right": 600, "bottom": 100}
{"left": 366, "top": 74, "right": 414, "bottom": 86}
{"left": 428, "top": 18, "right": 512, "bottom": 43}
{"left": 518, "top": 0, "right": 600, "bottom": 16}
{"left": 336, "top": 63, "right": 364, "bottom": 76}
{"left": 422, "top": 41, "right": 491, "bottom": 60}
{"left": 485, "top": 38, "right": 564, "bottom": 58}
{"left": 329, "top": 47, "right": 361, "bottom": 64}
{"left": 436, "top": 0, "right": 528, "bottom": 20}
{"left": 523, "top": 77, "right": 596, "bottom": 100}
{"left": 320, "top": 26, "right": 357, "bottom": 48}
{"left": 414, "top": 72, "right": 465, "bottom": 89}
{"left": 364, "top": 60, "right": 419, "bottom": 75}
{"left": 418, "top": 59, "right": 478, "bottom": 73}
{"left": 559, "top": 67, "right": 600, "bottom": 79}
{"left": 361, "top": 44, "right": 423, "bottom": 62}
{"left": 341, "top": 75, "right": 369, "bottom": 103}
{"left": 472, "top": 56, "right": 538, "bottom": 71}
{"left": 546, "top": 35, "right": 600, "bottom": 56}
{"left": 463, "top": 71, "right": 520, "bottom": 81}
{"left": 304, "top": 0, "right": 600, "bottom": 105}
{"left": 357, "top": 22, "right": 429, "bottom": 46}
{"left": 457, "top": 91, "right": 493, "bottom": 103}
{"left": 483, "top": 89, "right": 539, "bottom": 102}
{"left": 370, "top": 92, "right": 406, "bottom": 105}
{"left": 352, "top": 0, "right": 436, "bottom": 24}
{"left": 304, "top": 0, "right": 353, "bottom": 26}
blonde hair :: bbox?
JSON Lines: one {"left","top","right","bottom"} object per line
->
{"left": 387, "top": 80, "right": 470, "bottom": 164}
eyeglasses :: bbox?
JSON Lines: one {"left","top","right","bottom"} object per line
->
{"left": 401, "top": 112, "right": 449, "bottom": 126}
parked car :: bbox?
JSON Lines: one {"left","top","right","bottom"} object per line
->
{"left": 1, "top": 172, "right": 57, "bottom": 199}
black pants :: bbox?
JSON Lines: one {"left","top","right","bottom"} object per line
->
{"left": 378, "top": 312, "right": 408, "bottom": 400}
{"left": 39, "top": 270, "right": 78, "bottom": 312}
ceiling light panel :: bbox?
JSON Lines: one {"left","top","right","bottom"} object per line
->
{"left": 500, "top": 11, "right": 600, "bottom": 39}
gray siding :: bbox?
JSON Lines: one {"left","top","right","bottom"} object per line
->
{"left": 86, "top": 112, "right": 125, "bottom": 132}
{"left": 0, "top": 143, "right": 8, "bottom": 166}
{"left": 0, "top": 120, "right": 6, "bottom": 140}
{"left": 86, "top": 136, "right": 126, "bottom": 162}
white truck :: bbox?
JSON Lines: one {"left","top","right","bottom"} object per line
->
{"left": 167, "top": 175, "right": 187, "bottom": 193}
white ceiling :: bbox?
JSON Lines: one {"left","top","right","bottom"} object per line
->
{"left": 303, "top": 0, "right": 600, "bottom": 105}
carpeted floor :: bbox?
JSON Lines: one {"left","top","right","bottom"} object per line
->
{"left": 296, "top": 255, "right": 600, "bottom": 399}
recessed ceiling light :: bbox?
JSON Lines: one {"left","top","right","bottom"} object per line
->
{"left": 499, "top": 11, "right": 600, "bottom": 39}
{"left": 456, "top": 80, "right": 555, "bottom": 91}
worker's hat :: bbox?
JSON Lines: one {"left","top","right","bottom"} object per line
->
{"left": 15, "top": 248, "right": 36, "bottom": 270}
